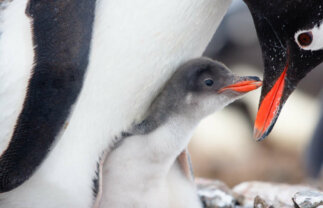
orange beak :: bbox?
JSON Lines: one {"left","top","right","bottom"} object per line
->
{"left": 254, "top": 64, "right": 288, "bottom": 141}
{"left": 219, "top": 78, "right": 262, "bottom": 93}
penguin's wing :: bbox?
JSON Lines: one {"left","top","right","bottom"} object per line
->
{"left": 0, "top": 0, "right": 96, "bottom": 192}
{"left": 177, "top": 149, "right": 195, "bottom": 182}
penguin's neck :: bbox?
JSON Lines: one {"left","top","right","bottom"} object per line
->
{"left": 132, "top": 114, "right": 199, "bottom": 174}
{"left": 140, "top": 115, "right": 199, "bottom": 168}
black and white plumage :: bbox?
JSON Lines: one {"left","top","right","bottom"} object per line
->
{"left": 243, "top": 0, "right": 323, "bottom": 141}
{"left": 0, "top": 0, "right": 96, "bottom": 193}
{"left": 99, "top": 58, "right": 262, "bottom": 208}
{"left": 0, "top": 0, "right": 232, "bottom": 207}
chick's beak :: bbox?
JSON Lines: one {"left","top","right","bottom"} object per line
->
{"left": 218, "top": 76, "right": 262, "bottom": 93}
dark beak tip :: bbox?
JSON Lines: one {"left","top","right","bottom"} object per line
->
{"left": 255, "top": 134, "right": 267, "bottom": 142}
{"left": 253, "top": 128, "right": 267, "bottom": 142}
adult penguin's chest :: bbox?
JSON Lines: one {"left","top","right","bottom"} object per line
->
{"left": 0, "top": 0, "right": 231, "bottom": 207}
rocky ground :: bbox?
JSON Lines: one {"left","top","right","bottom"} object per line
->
{"left": 197, "top": 179, "right": 323, "bottom": 208}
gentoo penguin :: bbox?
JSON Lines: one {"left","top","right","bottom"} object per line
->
{"left": 242, "top": 0, "right": 323, "bottom": 141}
{"left": 0, "top": 0, "right": 232, "bottom": 207}
{"left": 99, "top": 58, "right": 262, "bottom": 208}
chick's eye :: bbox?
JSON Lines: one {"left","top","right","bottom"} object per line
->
{"left": 204, "top": 79, "right": 214, "bottom": 87}
{"left": 297, "top": 32, "right": 313, "bottom": 47}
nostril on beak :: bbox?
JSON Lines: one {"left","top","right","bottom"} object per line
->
{"left": 247, "top": 76, "right": 261, "bottom": 82}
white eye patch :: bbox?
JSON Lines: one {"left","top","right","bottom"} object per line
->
{"left": 294, "top": 21, "right": 323, "bottom": 51}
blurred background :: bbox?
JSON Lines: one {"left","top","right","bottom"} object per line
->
{"left": 188, "top": 0, "right": 323, "bottom": 188}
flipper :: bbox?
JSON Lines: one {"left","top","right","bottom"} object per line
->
{"left": 0, "top": 0, "right": 96, "bottom": 192}
{"left": 177, "top": 149, "right": 195, "bottom": 182}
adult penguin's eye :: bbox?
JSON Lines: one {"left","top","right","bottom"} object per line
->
{"left": 204, "top": 79, "right": 214, "bottom": 87}
{"left": 297, "top": 32, "right": 313, "bottom": 47}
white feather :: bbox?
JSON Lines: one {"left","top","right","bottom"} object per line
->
{"left": 0, "top": 0, "right": 34, "bottom": 156}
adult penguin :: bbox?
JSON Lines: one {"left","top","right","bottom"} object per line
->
{"left": 0, "top": 0, "right": 232, "bottom": 207}
{"left": 243, "top": 0, "right": 323, "bottom": 141}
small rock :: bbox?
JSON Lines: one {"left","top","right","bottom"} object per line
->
{"left": 233, "top": 181, "right": 318, "bottom": 208}
{"left": 196, "top": 178, "right": 240, "bottom": 208}
{"left": 292, "top": 191, "right": 323, "bottom": 208}
{"left": 254, "top": 195, "right": 274, "bottom": 208}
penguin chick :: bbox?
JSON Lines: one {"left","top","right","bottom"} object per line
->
{"left": 99, "top": 57, "right": 262, "bottom": 208}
